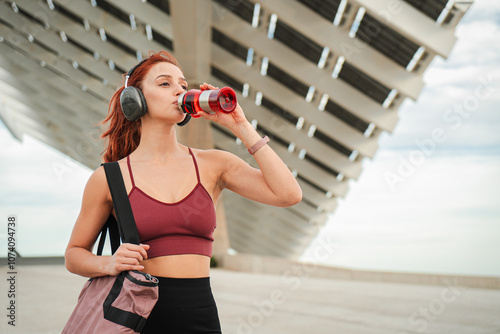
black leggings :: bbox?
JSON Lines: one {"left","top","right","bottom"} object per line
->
{"left": 141, "top": 276, "right": 222, "bottom": 334}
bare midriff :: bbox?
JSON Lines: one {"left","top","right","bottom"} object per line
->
{"left": 140, "top": 254, "right": 211, "bottom": 278}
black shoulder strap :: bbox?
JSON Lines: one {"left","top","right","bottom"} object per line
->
{"left": 96, "top": 215, "right": 120, "bottom": 256}
{"left": 96, "top": 162, "right": 140, "bottom": 256}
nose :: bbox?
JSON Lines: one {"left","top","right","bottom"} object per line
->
{"left": 174, "top": 84, "right": 184, "bottom": 96}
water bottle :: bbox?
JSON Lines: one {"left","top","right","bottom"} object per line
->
{"left": 177, "top": 87, "right": 237, "bottom": 118}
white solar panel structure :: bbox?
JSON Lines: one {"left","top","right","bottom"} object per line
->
{"left": 0, "top": 0, "right": 473, "bottom": 259}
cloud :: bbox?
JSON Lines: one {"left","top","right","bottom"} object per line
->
{"left": 302, "top": 154, "right": 500, "bottom": 276}
{"left": 460, "top": 0, "right": 500, "bottom": 24}
{"left": 385, "top": 96, "right": 500, "bottom": 150}
{"left": 442, "top": 20, "right": 500, "bottom": 68}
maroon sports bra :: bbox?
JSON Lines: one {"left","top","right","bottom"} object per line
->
{"left": 127, "top": 148, "right": 216, "bottom": 258}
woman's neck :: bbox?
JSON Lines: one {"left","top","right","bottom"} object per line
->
{"left": 133, "top": 121, "right": 184, "bottom": 162}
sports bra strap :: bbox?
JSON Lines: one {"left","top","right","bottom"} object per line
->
{"left": 127, "top": 149, "right": 199, "bottom": 186}
{"left": 188, "top": 148, "right": 201, "bottom": 184}
{"left": 127, "top": 155, "right": 136, "bottom": 187}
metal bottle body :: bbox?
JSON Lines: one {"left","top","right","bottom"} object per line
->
{"left": 177, "top": 87, "right": 237, "bottom": 118}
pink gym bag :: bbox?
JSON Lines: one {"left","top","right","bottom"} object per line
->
{"left": 62, "top": 162, "right": 159, "bottom": 333}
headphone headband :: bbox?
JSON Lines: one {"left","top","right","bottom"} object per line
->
{"left": 124, "top": 59, "right": 147, "bottom": 88}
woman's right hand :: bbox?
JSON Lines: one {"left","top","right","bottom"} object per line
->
{"left": 105, "top": 243, "right": 150, "bottom": 276}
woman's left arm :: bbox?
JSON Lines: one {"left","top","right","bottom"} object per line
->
{"left": 197, "top": 82, "right": 302, "bottom": 207}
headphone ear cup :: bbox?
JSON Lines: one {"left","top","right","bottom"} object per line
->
{"left": 120, "top": 87, "right": 148, "bottom": 121}
{"left": 177, "top": 114, "right": 191, "bottom": 127}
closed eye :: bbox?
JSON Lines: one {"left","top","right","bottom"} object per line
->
{"left": 160, "top": 82, "right": 187, "bottom": 91}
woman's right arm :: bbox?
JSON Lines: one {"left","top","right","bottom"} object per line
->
{"left": 65, "top": 166, "right": 149, "bottom": 278}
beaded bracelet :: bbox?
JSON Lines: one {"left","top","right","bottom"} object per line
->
{"left": 247, "top": 136, "right": 270, "bottom": 155}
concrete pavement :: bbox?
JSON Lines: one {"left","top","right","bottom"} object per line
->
{"left": 1, "top": 262, "right": 499, "bottom": 334}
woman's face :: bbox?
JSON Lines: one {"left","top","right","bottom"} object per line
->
{"left": 141, "top": 61, "right": 188, "bottom": 123}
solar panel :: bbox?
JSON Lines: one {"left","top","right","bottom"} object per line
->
{"left": 212, "top": 28, "right": 248, "bottom": 61}
{"left": 211, "top": 66, "right": 245, "bottom": 92}
{"left": 261, "top": 97, "right": 300, "bottom": 125}
{"left": 93, "top": 0, "right": 130, "bottom": 25}
{"left": 273, "top": 19, "right": 324, "bottom": 64}
{"left": 296, "top": 0, "right": 342, "bottom": 22}
{"left": 213, "top": 0, "right": 255, "bottom": 24}
{"left": 338, "top": 62, "right": 392, "bottom": 105}
{"left": 147, "top": 0, "right": 171, "bottom": 15}
{"left": 266, "top": 62, "right": 310, "bottom": 98}
{"left": 357, "top": 13, "right": 420, "bottom": 68}
{"left": 313, "top": 129, "right": 352, "bottom": 157}
{"left": 403, "top": 0, "right": 448, "bottom": 21}
{"left": 324, "top": 100, "right": 370, "bottom": 134}
{"left": 303, "top": 154, "right": 340, "bottom": 178}
{"left": 151, "top": 29, "right": 173, "bottom": 51}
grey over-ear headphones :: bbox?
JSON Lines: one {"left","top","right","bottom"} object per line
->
{"left": 119, "top": 59, "right": 191, "bottom": 126}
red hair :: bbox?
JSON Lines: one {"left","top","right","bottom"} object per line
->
{"left": 100, "top": 51, "right": 181, "bottom": 162}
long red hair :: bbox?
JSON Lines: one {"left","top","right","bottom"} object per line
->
{"left": 100, "top": 51, "right": 181, "bottom": 162}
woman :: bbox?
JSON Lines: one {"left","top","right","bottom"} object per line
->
{"left": 65, "top": 51, "right": 302, "bottom": 333}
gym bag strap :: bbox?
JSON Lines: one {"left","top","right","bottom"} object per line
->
{"left": 96, "top": 214, "right": 120, "bottom": 257}
{"left": 102, "top": 162, "right": 140, "bottom": 246}
{"left": 62, "top": 161, "right": 159, "bottom": 334}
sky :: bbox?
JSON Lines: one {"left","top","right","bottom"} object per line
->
{"left": 1, "top": 0, "right": 499, "bottom": 277}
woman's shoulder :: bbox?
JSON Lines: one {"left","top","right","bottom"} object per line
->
{"left": 80, "top": 164, "right": 113, "bottom": 203}
{"left": 94, "top": 159, "right": 128, "bottom": 175}
{"left": 87, "top": 160, "right": 128, "bottom": 187}
{"left": 190, "top": 147, "right": 237, "bottom": 163}
{"left": 85, "top": 164, "right": 110, "bottom": 189}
